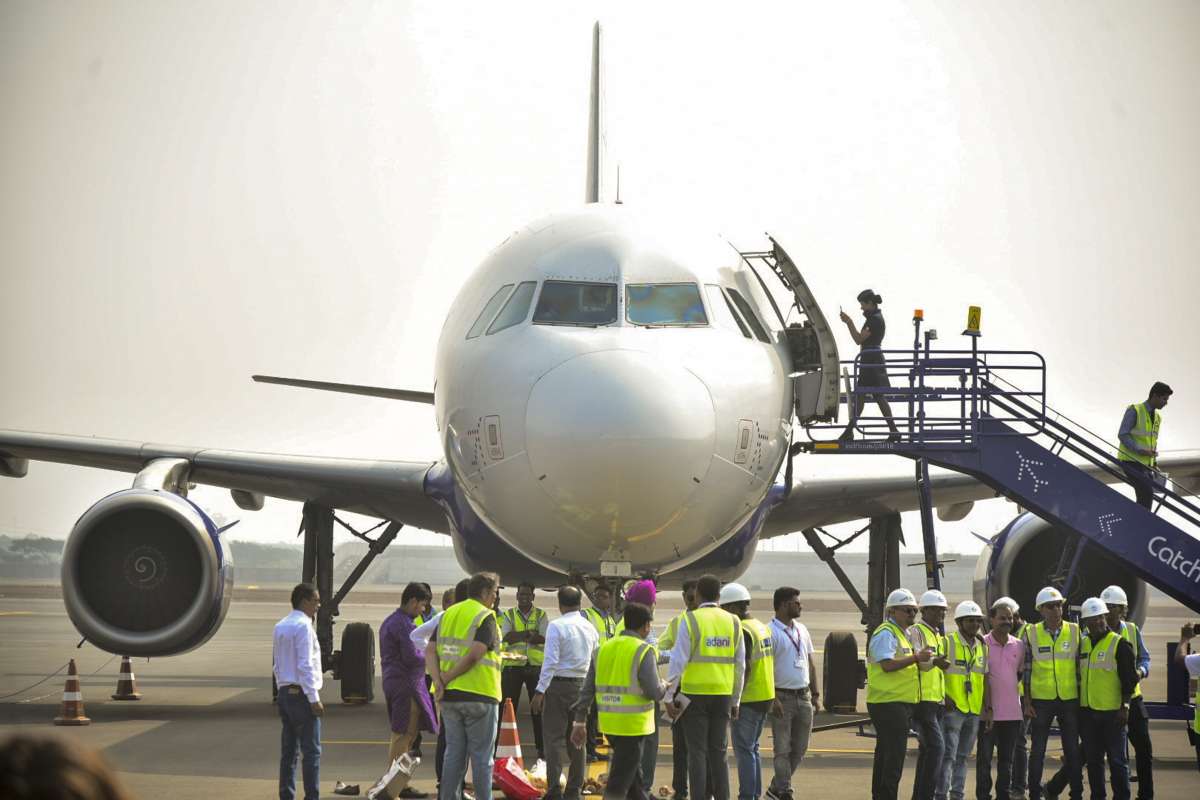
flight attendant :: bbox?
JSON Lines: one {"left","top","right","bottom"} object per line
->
{"left": 839, "top": 289, "right": 900, "bottom": 441}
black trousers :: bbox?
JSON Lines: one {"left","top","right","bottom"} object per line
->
{"left": 911, "top": 702, "right": 945, "bottom": 800}
{"left": 603, "top": 733, "right": 650, "bottom": 800}
{"left": 501, "top": 665, "right": 544, "bottom": 756}
{"left": 868, "top": 702, "right": 913, "bottom": 800}
{"left": 1080, "top": 708, "right": 1131, "bottom": 800}
{"left": 977, "top": 720, "right": 1021, "bottom": 800}
{"left": 681, "top": 694, "right": 732, "bottom": 800}
{"left": 1121, "top": 462, "right": 1155, "bottom": 509}
{"left": 1127, "top": 697, "right": 1154, "bottom": 798}
{"left": 671, "top": 718, "right": 689, "bottom": 796}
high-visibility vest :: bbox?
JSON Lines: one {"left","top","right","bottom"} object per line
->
{"left": 944, "top": 630, "right": 988, "bottom": 715}
{"left": 867, "top": 620, "right": 919, "bottom": 705}
{"left": 584, "top": 607, "right": 617, "bottom": 643}
{"left": 681, "top": 606, "right": 740, "bottom": 695}
{"left": 658, "top": 613, "right": 685, "bottom": 651}
{"left": 1080, "top": 631, "right": 1123, "bottom": 711}
{"left": 1118, "top": 403, "right": 1161, "bottom": 468}
{"left": 595, "top": 634, "right": 656, "bottom": 736}
{"left": 501, "top": 607, "right": 546, "bottom": 667}
{"left": 436, "top": 599, "right": 502, "bottom": 701}
{"left": 1116, "top": 622, "right": 1143, "bottom": 699}
{"left": 912, "top": 621, "right": 946, "bottom": 703}
{"left": 1024, "top": 621, "right": 1080, "bottom": 701}
{"left": 741, "top": 617, "right": 776, "bottom": 703}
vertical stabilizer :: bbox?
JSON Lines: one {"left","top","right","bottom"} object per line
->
{"left": 585, "top": 22, "right": 604, "bottom": 203}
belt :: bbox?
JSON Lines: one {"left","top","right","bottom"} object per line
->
{"left": 550, "top": 675, "right": 585, "bottom": 682}
{"left": 777, "top": 687, "right": 810, "bottom": 696}
{"left": 281, "top": 685, "right": 303, "bottom": 695}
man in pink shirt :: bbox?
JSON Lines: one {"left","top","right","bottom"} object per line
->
{"left": 976, "top": 601, "right": 1026, "bottom": 800}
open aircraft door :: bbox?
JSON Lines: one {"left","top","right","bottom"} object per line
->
{"left": 739, "top": 236, "right": 841, "bottom": 424}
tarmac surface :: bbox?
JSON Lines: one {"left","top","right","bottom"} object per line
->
{"left": 2, "top": 585, "right": 1198, "bottom": 799}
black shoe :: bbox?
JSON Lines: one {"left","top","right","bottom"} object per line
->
{"left": 334, "top": 782, "right": 361, "bottom": 796}
{"left": 398, "top": 789, "right": 429, "bottom": 799}
{"left": 838, "top": 429, "right": 854, "bottom": 442}
{"left": 789, "top": 441, "right": 803, "bottom": 456}
{"left": 886, "top": 433, "right": 902, "bottom": 443}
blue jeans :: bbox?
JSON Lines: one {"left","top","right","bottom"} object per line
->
{"left": 912, "top": 702, "right": 945, "bottom": 800}
{"left": 278, "top": 690, "right": 321, "bottom": 800}
{"left": 1030, "top": 699, "right": 1082, "bottom": 800}
{"left": 1080, "top": 708, "right": 1130, "bottom": 800}
{"left": 936, "top": 707, "right": 978, "bottom": 800}
{"left": 731, "top": 705, "right": 768, "bottom": 800}
{"left": 439, "top": 700, "right": 500, "bottom": 800}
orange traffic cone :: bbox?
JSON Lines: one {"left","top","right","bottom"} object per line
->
{"left": 53, "top": 659, "right": 90, "bottom": 726}
{"left": 111, "top": 656, "right": 142, "bottom": 701}
{"left": 496, "top": 697, "right": 523, "bottom": 768}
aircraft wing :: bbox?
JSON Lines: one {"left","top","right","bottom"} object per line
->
{"left": 762, "top": 451, "right": 1200, "bottom": 538}
{"left": 0, "top": 429, "right": 449, "bottom": 532}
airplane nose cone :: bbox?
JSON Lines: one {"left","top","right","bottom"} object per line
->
{"left": 526, "top": 350, "right": 716, "bottom": 543}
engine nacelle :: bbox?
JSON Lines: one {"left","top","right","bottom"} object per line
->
{"left": 974, "top": 511, "right": 1146, "bottom": 627}
{"left": 61, "top": 488, "right": 234, "bottom": 656}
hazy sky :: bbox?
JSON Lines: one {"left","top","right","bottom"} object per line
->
{"left": 2, "top": 2, "right": 1198, "bottom": 561}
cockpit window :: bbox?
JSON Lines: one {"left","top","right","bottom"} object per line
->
{"left": 466, "top": 284, "right": 514, "bottom": 339}
{"left": 726, "top": 288, "right": 772, "bottom": 343}
{"left": 625, "top": 284, "right": 708, "bottom": 326}
{"left": 705, "top": 284, "right": 752, "bottom": 339}
{"left": 487, "top": 281, "right": 537, "bottom": 335}
{"left": 532, "top": 281, "right": 618, "bottom": 326}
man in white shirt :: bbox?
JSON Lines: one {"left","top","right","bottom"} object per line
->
{"left": 273, "top": 583, "right": 325, "bottom": 800}
{"left": 1173, "top": 623, "right": 1200, "bottom": 771}
{"left": 764, "top": 586, "right": 818, "bottom": 800}
{"left": 530, "top": 586, "right": 599, "bottom": 800}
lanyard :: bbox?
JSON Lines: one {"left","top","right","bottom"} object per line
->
{"left": 775, "top": 619, "right": 803, "bottom": 656}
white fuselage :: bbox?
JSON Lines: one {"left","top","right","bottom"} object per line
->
{"left": 433, "top": 205, "right": 794, "bottom": 578}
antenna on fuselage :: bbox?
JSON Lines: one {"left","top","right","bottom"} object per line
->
{"left": 585, "top": 21, "right": 605, "bottom": 204}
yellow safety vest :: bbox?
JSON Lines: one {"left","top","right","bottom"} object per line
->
{"left": 741, "top": 618, "right": 776, "bottom": 703}
{"left": 912, "top": 621, "right": 947, "bottom": 703}
{"left": 944, "top": 630, "right": 987, "bottom": 715}
{"left": 681, "top": 606, "right": 740, "bottom": 696}
{"left": 658, "top": 613, "right": 685, "bottom": 651}
{"left": 437, "top": 599, "right": 502, "bottom": 701}
{"left": 867, "top": 620, "right": 919, "bottom": 705}
{"left": 595, "top": 634, "right": 656, "bottom": 736}
{"left": 1116, "top": 622, "right": 1143, "bottom": 699}
{"left": 1080, "top": 631, "right": 1123, "bottom": 711}
{"left": 1118, "top": 403, "right": 1161, "bottom": 468}
{"left": 584, "top": 607, "right": 617, "bottom": 643}
{"left": 1024, "top": 621, "right": 1080, "bottom": 701}
{"left": 501, "top": 607, "right": 546, "bottom": 667}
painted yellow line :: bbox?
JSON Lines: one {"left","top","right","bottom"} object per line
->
{"left": 0, "top": 611, "right": 34, "bottom": 616}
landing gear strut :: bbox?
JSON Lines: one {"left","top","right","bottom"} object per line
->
{"left": 299, "top": 502, "right": 401, "bottom": 703}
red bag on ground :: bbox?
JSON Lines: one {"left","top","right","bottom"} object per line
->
{"left": 493, "top": 757, "right": 541, "bottom": 800}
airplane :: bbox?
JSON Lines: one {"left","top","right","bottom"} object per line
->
{"left": 3, "top": 23, "right": 1198, "bottom": 702}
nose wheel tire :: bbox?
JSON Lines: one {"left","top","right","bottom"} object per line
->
{"left": 338, "top": 622, "right": 376, "bottom": 704}
{"left": 822, "top": 630, "right": 861, "bottom": 714}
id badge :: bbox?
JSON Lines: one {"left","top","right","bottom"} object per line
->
{"left": 795, "top": 653, "right": 805, "bottom": 668}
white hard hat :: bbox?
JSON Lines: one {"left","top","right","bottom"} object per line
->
{"left": 992, "top": 596, "right": 1020, "bottom": 613}
{"left": 954, "top": 600, "right": 984, "bottom": 619}
{"left": 886, "top": 588, "right": 918, "bottom": 608}
{"left": 1035, "top": 586, "right": 1065, "bottom": 607}
{"left": 919, "top": 590, "right": 949, "bottom": 608}
{"left": 1080, "top": 597, "right": 1109, "bottom": 620}
{"left": 1100, "top": 585, "right": 1128, "bottom": 606}
{"left": 718, "top": 582, "right": 752, "bottom": 605}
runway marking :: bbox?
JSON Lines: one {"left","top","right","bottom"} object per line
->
{"left": 0, "top": 611, "right": 34, "bottom": 616}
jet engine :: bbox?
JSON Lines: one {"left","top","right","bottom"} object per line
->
{"left": 61, "top": 488, "right": 234, "bottom": 656}
{"left": 974, "top": 511, "right": 1146, "bottom": 626}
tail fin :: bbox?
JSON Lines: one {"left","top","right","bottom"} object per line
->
{"left": 585, "top": 21, "right": 604, "bottom": 204}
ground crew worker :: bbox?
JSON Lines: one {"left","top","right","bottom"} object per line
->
{"left": 658, "top": 579, "right": 701, "bottom": 800}
{"left": 1022, "top": 586, "right": 1083, "bottom": 800}
{"left": 1170, "top": 623, "right": 1200, "bottom": 770}
{"left": 936, "top": 601, "right": 988, "bottom": 800}
{"left": 764, "top": 587, "right": 817, "bottom": 800}
{"left": 572, "top": 602, "right": 666, "bottom": 800}
{"left": 667, "top": 574, "right": 745, "bottom": 800}
{"left": 582, "top": 583, "right": 618, "bottom": 762}
{"left": 912, "top": 590, "right": 950, "bottom": 800}
{"left": 1101, "top": 585, "right": 1153, "bottom": 799}
{"left": 274, "top": 583, "right": 324, "bottom": 800}
{"left": 500, "top": 582, "right": 548, "bottom": 760}
{"left": 622, "top": 579, "right": 662, "bottom": 792}
{"left": 1079, "top": 597, "right": 1138, "bottom": 800}
{"left": 867, "top": 588, "right": 931, "bottom": 800}
{"left": 720, "top": 582, "right": 774, "bottom": 800}
{"left": 429, "top": 572, "right": 502, "bottom": 800}
{"left": 1117, "top": 381, "right": 1172, "bottom": 509}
